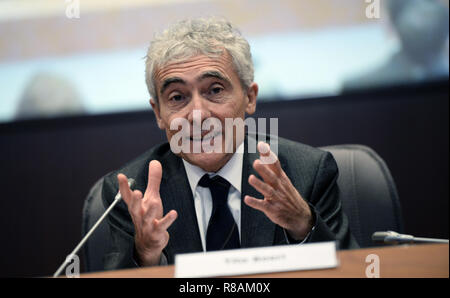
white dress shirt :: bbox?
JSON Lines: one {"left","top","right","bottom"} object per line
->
{"left": 182, "top": 143, "right": 244, "bottom": 252}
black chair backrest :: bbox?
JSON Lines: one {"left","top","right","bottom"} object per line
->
{"left": 82, "top": 144, "right": 403, "bottom": 272}
{"left": 320, "top": 144, "right": 403, "bottom": 247}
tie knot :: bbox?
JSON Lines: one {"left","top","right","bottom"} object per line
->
{"left": 198, "top": 174, "right": 230, "bottom": 190}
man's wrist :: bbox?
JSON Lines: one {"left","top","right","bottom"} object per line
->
{"left": 287, "top": 211, "right": 315, "bottom": 240}
{"left": 286, "top": 205, "right": 317, "bottom": 242}
{"left": 284, "top": 226, "right": 315, "bottom": 244}
{"left": 134, "top": 245, "right": 164, "bottom": 267}
{"left": 286, "top": 222, "right": 313, "bottom": 241}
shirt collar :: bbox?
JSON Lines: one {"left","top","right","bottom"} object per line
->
{"left": 182, "top": 142, "right": 244, "bottom": 194}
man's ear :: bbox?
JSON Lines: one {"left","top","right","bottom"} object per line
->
{"left": 245, "top": 82, "right": 258, "bottom": 115}
{"left": 150, "top": 98, "right": 165, "bottom": 129}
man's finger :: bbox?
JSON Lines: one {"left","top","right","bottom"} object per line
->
{"left": 146, "top": 160, "right": 162, "bottom": 197}
{"left": 257, "top": 141, "right": 282, "bottom": 172}
{"left": 249, "top": 174, "right": 275, "bottom": 199}
{"left": 117, "top": 174, "right": 134, "bottom": 206}
{"left": 118, "top": 174, "right": 143, "bottom": 217}
{"left": 154, "top": 210, "right": 178, "bottom": 231}
{"left": 244, "top": 195, "right": 268, "bottom": 213}
{"left": 253, "top": 159, "right": 278, "bottom": 187}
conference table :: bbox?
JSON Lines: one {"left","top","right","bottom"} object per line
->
{"left": 80, "top": 243, "right": 448, "bottom": 278}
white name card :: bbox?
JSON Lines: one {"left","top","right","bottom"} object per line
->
{"left": 174, "top": 241, "right": 338, "bottom": 278}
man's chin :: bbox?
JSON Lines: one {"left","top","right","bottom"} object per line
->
{"left": 180, "top": 152, "right": 232, "bottom": 173}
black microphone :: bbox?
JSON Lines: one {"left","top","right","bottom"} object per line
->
{"left": 53, "top": 178, "right": 136, "bottom": 277}
{"left": 372, "top": 231, "right": 449, "bottom": 245}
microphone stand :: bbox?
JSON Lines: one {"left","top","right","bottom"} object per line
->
{"left": 53, "top": 178, "right": 135, "bottom": 278}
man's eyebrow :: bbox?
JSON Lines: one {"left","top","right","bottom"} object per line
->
{"left": 198, "top": 71, "right": 231, "bottom": 85}
{"left": 160, "top": 77, "right": 185, "bottom": 95}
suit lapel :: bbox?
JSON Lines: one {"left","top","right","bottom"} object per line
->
{"left": 240, "top": 135, "right": 277, "bottom": 248}
{"left": 158, "top": 150, "right": 203, "bottom": 259}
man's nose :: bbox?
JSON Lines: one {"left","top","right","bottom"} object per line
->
{"left": 187, "top": 92, "right": 211, "bottom": 124}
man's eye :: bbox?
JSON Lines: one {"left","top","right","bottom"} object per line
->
{"left": 209, "top": 86, "right": 224, "bottom": 95}
{"left": 170, "top": 94, "right": 184, "bottom": 102}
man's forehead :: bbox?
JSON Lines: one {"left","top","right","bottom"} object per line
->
{"left": 154, "top": 53, "right": 235, "bottom": 83}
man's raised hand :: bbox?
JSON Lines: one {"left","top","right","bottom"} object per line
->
{"left": 117, "top": 160, "right": 177, "bottom": 266}
{"left": 244, "top": 142, "right": 313, "bottom": 241}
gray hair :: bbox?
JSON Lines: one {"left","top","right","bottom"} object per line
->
{"left": 145, "top": 17, "right": 254, "bottom": 103}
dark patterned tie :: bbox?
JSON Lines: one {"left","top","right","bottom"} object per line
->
{"left": 198, "top": 174, "right": 241, "bottom": 251}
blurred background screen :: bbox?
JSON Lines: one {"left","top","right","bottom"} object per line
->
{"left": 0, "top": 0, "right": 448, "bottom": 123}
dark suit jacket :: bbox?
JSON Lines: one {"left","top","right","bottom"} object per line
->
{"left": 102, "top": 135, "right": 358, "bottom": 270}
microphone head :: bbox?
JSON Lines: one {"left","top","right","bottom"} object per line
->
{"left": 372, "top": 231, "right": 399, "bottom": 243}
{"left": 127, "top": 178, "right": 136, "bottom": 188}
{"left": 372, "top": 231, "right": 414, "bottom": 244}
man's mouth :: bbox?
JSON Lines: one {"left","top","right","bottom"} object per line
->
{"left": 186, "top": 131, "right": 222, "bottom": 142}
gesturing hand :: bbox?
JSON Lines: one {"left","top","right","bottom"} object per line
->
{"left": 117, "top": 160, "right": 177, "bottom": 266}
{"left": 244, "top": 142, "right": 314, "bottom": 241}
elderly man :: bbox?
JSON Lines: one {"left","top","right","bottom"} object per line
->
{"left": 102, "top": 17, "right": 358, "bottom": 269}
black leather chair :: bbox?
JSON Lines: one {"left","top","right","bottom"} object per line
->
{"left": 82, "top": 144, "right": 403, "bottom": 272}
{"left": 320, "top": 145, "right": 403, "bottom": 247}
